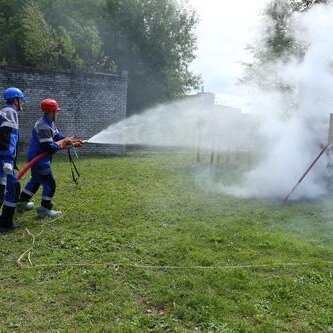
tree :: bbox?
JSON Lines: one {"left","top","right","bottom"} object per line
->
{"left": 243, "top": 0, "right": 329, "bottom": 89}
{"left": 102, "top": 0, "right": 200, "bottom": 114}
{"left": 20, "top": 0, "right": 115, "bottom": 72}
{"left": 0, "top": 0, "right": 27, "bottom": 66}
{"left": 0, "top": 0, "right": 200, "bottom": 114}
{"left": 21, "top": 1, "right": 60, "bottom": 69}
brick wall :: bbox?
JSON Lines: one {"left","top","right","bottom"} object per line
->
{"left": 0, "top": 66, "right": 128, "bottom": 156}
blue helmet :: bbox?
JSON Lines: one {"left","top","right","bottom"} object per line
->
{"left": 3, "top": 87, "right": 26, "bottom": 101}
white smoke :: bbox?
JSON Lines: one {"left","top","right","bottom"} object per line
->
{"left": 219, "top": 3, "right": 333, "bottom": 200}
{"left": 89, "top": 3, "right": 333, "bottom": 201}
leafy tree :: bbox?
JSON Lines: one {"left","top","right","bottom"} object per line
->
{"left": 0, "top": 0, "right": 199, "bottom": 114}
{"left": 102, "top": 0, "right": 200, "bottom": 114}
{"left": 243, "top": 0, "right": 329, "bottom": 89}
{"left": 0, "top": 0, "right": 27, "bottom": 65}
{"left": 20, "top": 0, "right": 115, "bottom": 72}
{"left": 21, "top": 1, "right": 60, "bottom": 69}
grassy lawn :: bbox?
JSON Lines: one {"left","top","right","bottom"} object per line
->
{"left": 1, "top": 151, "right": 333, "bottom": 332}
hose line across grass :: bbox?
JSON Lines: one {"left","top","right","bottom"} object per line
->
{"left": 17, "top": 214, "right": 64, "bottom": 268}
{"left": 16, "top": 258, "right": 333, "bottom": 271}
{"left": 14, "top": 213, "right": 333, "bottom": 270}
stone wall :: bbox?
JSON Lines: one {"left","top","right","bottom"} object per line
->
{"left": 0, "top": 66, "right": 128, "bottom": 156}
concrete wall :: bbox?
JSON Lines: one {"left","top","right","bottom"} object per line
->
{"left": 0, "top": 66, "right": 128, "bottom": 156}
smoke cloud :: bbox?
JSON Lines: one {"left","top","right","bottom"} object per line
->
{"left": 219, "top": 3, "right": 333, "bottom": 200}
{"left": 90, "top": 3, "right": 333, "bottom": 201}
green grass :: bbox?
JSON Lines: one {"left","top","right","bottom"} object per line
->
{"left": 1, "top": 151, "right": 333, "bottom": 332}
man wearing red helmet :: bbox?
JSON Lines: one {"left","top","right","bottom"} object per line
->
{"left": 17, "top": 98, "right": 83, "bottom": 218}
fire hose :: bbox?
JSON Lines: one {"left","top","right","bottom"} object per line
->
{"left": 15, "top": 138, "right": 97, "bottom": 181}
{"left": 17, "top": 151, "right": 50, "bottom": 180}
{"left": 16, "top": 143, "right": 87, "bottom": 181}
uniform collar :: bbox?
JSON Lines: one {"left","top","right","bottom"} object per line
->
{"left": 5, "top": 104, "right": 17, "bottom": 111}
{"left": 43, "top": 114, "right": 54, "bottom": 125}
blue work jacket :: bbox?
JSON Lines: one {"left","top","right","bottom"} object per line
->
{"left": 0, "top": 104, "right": 19, "bottom": 164}
{"left": 27, "top": 115, "right": 66, "bottom": 170}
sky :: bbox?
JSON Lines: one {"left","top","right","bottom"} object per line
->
{"left": 189, "top": 0, "right": 269, "bottom": 100}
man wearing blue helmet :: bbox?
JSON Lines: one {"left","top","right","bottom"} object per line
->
{"left": 0, "top": 87, "right": 26, "bottom": 233}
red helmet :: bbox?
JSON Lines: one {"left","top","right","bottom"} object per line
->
{"left": 40, "top": 98, "right": 61, "bottom": 112}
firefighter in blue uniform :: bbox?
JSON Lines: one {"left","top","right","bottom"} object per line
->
{"left": 17, "top": 98, "right": 83, "bottom": 218}
{"left": 0, "top": 87, "right": 26, "bottom": 233}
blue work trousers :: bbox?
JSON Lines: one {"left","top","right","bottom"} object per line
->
{"left": 23, "top": 167, "right": 56, "bottom": 206}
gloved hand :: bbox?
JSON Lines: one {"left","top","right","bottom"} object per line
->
{"left": 56, "top": 138, "right": 72, "bottom": 149}
{"left": 67, "top": 137, "right": 84, "bottom": 147}
{"left": 72, "top": 138, "right": 84, "bottom": 147}
{"left": 3, "top": 162, "right": 13, "bottom": 175}
{"left": 56, "top": 137, "right": 84, "bottom": 149}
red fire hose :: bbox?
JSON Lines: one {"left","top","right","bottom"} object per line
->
{"left": 16, "top": 139, "right": 87, "bottom": 181}
{"left": 17, "top": 151, "right": 50, "bottom": 180}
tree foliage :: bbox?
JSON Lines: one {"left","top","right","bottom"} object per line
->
{"left": 21, "top": 2, "right": 60, "bottom": 69}
{"left": 243, "top": 0, "right": 329, "bottom": 89}
{"left": 102, "top": 0, "right": 200, "bottom": 113}
{"left": 0, "top": 0, "right": 199, "bottom": 114}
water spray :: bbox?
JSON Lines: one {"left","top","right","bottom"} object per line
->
{"left": 82, "top": 139, "right": 109, "bottom": 144}
{"left": 282, "top": 113, "right": 333, "bottom": 204}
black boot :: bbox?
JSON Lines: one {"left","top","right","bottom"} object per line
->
{"left": 0, "top": 184, "right": 5, "bottom": 210}
{"left": 0, "top": 205, "right": 20, "bottom": 233}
